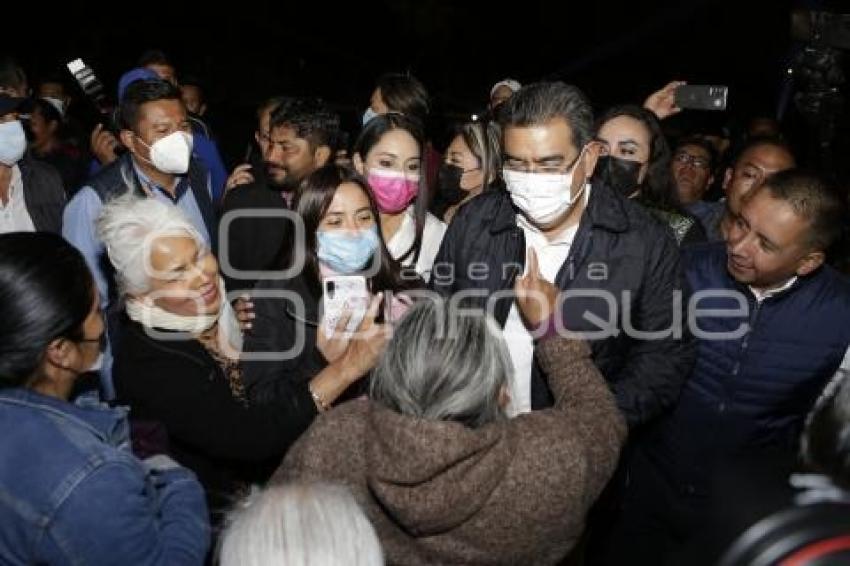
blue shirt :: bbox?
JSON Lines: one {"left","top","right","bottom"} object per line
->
{"left": 64, "top": 161, "right": 212, "bottom": 308}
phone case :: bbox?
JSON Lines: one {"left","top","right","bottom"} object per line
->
{"left": 322, "top": 276, "right": 370, "bottom": 334}
{"left": 675, "top": 85, "right": 728, "bottom": 111}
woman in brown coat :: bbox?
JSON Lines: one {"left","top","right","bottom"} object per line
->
{"left": 275, "top": 270, "right": 627, "bottom": 565}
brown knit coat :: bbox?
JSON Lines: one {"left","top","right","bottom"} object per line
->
{"left": 274, "top": 337, "right": 627, "bottom": 565}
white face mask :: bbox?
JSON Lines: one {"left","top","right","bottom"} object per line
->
{"left": 503, "top": 150, "right": 588, "bottom": 225}
{"left": 0, "top": 120, "right": 27, "bottom": 166}
{"left": 137, "top": 131, "right": 193, "bottom": 175}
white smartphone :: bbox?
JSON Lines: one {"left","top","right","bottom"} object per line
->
{"left": 321, "top": 275, "right": 369, "bottom": 335}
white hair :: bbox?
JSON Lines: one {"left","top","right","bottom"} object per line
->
{"left": 95, "top": 193, "right": 206, "bottom": 296}
{"left": 219, "top": 483, "right": 383, "bottom": 566}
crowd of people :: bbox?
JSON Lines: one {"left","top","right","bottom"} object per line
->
{"left": 0, "top": 48, "right": 849, "bottom": 565}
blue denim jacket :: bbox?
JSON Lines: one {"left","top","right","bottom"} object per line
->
{"left": 0, "top": 388, "right": 210, "bottom": 565}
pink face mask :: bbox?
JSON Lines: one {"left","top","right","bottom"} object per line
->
{"left": 367, "top": 169, "right": 420, "bottom": 213}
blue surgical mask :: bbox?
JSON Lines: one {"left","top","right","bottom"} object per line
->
{"left": 362, "top": 107, "right": 379, "bottom": 126}
{"left": 317, "top": 225, "right": 381, "bottom": 274}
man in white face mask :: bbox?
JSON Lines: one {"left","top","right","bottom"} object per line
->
{"left": 0, "top": 94, "right": 65, "bottom": 235}
{"left": 62, "top": 76, "right": 218, "bottom": 400}
{"left": 432, "top": 81, "right": 694, "bottom": 429}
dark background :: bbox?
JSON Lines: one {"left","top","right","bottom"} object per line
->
{"left": 5, "top": 0, "right": 841, "bottom": 168}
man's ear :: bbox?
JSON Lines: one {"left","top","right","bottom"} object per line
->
{"left": 581, "top": 141, "right": 602, "bottom": 180}
{"left": 199, "top": 103, "right": 207, "bottom": 117}
{"left": 314, "top": 145, "right": 332, "bottom": 167}
{"left": 119, "top": 129, "right": 137, "bottom": 155}
{"left": 722, "top": 167, "right": 733, "bottom": 193}
{"left": 796, "top": 250, "right": 825, "bottom": 277}
{"left": 701, "top": 173, "right": 716, "bottom": 198}
{"left": 353, "top": 152, "right": 365, "bottom": 175}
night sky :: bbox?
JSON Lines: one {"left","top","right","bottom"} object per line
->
{"left": 7, "top": 0, "right": 820, "bottom": 163}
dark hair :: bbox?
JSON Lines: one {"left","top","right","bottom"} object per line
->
{"left": 287, "top": 164, "right": 417, "bottom": 298}
{"left": 0, "top": 233, "right": 95, "bottom": 388}
{"left": 375, "top": 73, "right": 430, "bottom": 125}
{"left": 673, "top": 135, "right": 719, "bottom": 171}
{"left": 180, "top": 75, "right": 205, "bottom": 97}
{"left": 353, "top": 113, "right": 428, "bottom": 265}
{"left": 729, "top": 135, "right": 795, "bottom": 170}
{"left": 0, "top": 56, "right": 26, "bottom": 92}
{"left": 596, "top": 104, "right": 679, "bottom": 209}
{"left": 269, "top": 98, "right": 340, "bottom": 151}
{"left": 498, "top": 81, "right": 594, "bottom": 153}
{"left": 802, "top": 371, "right": 850, "bottom": 488}
{"left": 760, "top": 169, "right": 846, "bottom": 252}
{"left": 257, "top": 95, "right": 292, "bottom": 123}
{"left": 450, "top": 119, "right": 502, "bottom": 187}
{"left": 38, "top": 75, "right": 68, "bottom": 96}
{"left": 32, "top": 98, "right": 62, "bottom": 124}
{"left": 137, "top": 49, "right": 174, "bottom": 69}
{"left": 31, "top": 99, "right": 64, "bottom": 141}
{"left": 118, "top": 78, "right": 182, "bottom": 131}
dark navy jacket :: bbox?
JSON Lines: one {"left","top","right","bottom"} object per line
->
{"left": 641, "top": 242, "right": 850, "bottom": 495}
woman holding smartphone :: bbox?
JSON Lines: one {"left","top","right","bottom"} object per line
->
{"left": 242, "top": 164, "right": 420, "bottom": 407}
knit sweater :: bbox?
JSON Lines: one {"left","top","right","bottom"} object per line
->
{"left": 275, "top": 337, "right": 627, "bottom": 565}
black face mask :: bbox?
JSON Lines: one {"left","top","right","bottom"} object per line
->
{"left": 436, "top": 163, "right": 467, "bottom": 206}
{"left": 596, "top": 155, "right": 643, "bottom": 198}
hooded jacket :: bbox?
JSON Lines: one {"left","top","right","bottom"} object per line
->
{"left": 276, "top": 337, "right": 626, "bottom": 565}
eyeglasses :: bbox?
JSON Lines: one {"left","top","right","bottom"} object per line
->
{"left": 673, "top": 152, "right": 711, "bottom": 170}
{"left": 503, "top": 148, "right": 584, "bottom": 175}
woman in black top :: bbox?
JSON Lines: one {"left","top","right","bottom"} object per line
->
{"left": 100, "top": 194, "right": 384, "bottom": 523}
{"left": 243, "top": 164, "right": 420, "bottom": 405}
{"left": 594, "top": 104, "right": 706, "bottom": 246}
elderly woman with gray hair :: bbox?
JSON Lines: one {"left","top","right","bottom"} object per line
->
{"left": 98, "top": 195, "right": 387, "bottom": 525}
{"left": 276, "top": 266, "right": 627, "bottom": 565}
{"left": 219, "top": 482, "right": 383, "bottom": 566}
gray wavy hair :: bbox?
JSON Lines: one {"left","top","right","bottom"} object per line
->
{"left": 219, "top": 482, "right": 383, "bottom": 566}
{"left": 95, "top": 193, "right": 206, "bottom": 296}
{"left": 370, "top": 297, "right": 512, "bottom": 428}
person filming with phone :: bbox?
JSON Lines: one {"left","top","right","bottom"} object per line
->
{"left": 242, "top": 164, "right": 420, "bottom": 407}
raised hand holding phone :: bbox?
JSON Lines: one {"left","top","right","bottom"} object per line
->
{"left": 321, "top": 275, "right": 370, "bottom": 337}
{"left": 318, "top": 292, "right": 389, "bottom": 372}
{"left": 674, "top": 85, "right": 728, "bottom": 111}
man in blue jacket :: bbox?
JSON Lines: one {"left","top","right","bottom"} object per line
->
{"left": 600, "top": 169, "right": 850, "bottom": 564}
